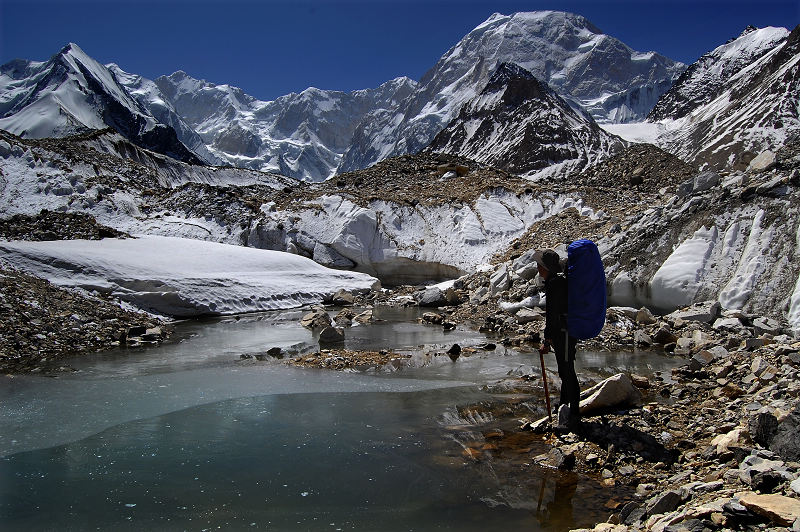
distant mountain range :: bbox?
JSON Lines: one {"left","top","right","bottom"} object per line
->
{"left": 0, "top": 11, "right": 797, "bottom": 180}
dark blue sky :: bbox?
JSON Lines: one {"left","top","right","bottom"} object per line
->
{"left": 1, "top": 0, "right": 798, "bottom": 101}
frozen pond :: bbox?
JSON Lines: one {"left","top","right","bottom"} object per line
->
{"left": 0, "top": 307, "right": 682, "bottom": 530}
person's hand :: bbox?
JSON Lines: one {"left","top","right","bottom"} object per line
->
{"left": 539, "top": 341, "right": 550, "bottom": 354}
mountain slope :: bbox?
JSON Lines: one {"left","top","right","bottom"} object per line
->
{"left": 650, "top": 25, "right": 799, "bottom": 169}
{"left": 338, "top": 10, "right": 684, "bottom": 173}
{"left": 426, "top": 63, "right": 626, "bottom": 178}
{"left": 0, "top": 44, "right": 201, "bottom": 164}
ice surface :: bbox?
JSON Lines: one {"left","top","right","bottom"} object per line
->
{"left": 0, "top": 236, "right": 379, "bottom": 317}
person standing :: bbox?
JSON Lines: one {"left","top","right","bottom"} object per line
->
{"left": 534, "top": 249, "right": 581, "bottom": 432}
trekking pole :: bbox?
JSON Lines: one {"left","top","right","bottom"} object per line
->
{"left": 538, "top": 347, "right": 552, "bottom": 423}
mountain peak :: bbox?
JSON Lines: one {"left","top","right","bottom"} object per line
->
{"left": 487, "top": 62, "right": 536, "bottom": 84}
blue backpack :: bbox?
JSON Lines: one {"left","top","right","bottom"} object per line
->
{"left": 566, "top": 239, "right": 606, "bottom": 339}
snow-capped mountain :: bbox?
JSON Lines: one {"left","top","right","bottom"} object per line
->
{"left": 106, "top": 64, "right": 225, "bottom": 166}
{"left": 426, "top": 63, "right": 626, "bottom": 178}
{"left": 0, "top": 44, "right": 201, "bottom": 164}
{"left": 649, "top": 25, "right": 799, "bottom": 169}
{"left": 148, "top": 72, "right": 417, "bottom": 181}
{"left": 649, "top": 26, "right": 790, "bottom": 121}
{"left": 338, "top": 11, "right": 684, "bottom": 173}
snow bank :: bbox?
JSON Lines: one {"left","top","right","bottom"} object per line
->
{"left": 0, "top": 236, "right": 379, "bottom": 317}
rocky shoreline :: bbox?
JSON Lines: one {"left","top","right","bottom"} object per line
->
{"left": 289, "top": 282, "right": 800, "bottom": 531}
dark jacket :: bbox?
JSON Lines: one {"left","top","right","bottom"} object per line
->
{"left": 544, "top": 273, "right": 568, "bottom": 342}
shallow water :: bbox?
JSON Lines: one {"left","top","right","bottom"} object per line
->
{"left": 0, "top": 307, "right": 682, "bottom": 530}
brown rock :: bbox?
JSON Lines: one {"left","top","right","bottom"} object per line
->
{"left": 738, "top": 492, "right": 800, "bottom": 526}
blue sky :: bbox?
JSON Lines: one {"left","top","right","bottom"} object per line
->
{"left": 1, "top": 0, "right": 798, "bottom": 101}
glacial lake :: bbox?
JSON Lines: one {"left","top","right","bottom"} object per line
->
{"left": 0, "top": 307, "right": 681, "bottom": 530}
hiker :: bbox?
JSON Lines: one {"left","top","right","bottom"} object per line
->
{"left": 534, "top": 248, "right": 581, "bottom": 432}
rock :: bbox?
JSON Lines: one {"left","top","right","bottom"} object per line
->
{"left": 693, "top": 170, "right": 720, "bottom": 193}
{"left": 580, "top": 373, "right": 643, "bottom": 416}
{"left": 710, "top": 427, "right": 747, "bottom": 456}
{"left": 608, "top": 306, "right": 638, "bottom": 321}
{"left": 354, "top": 310, "right": 373, "bottom": 324}
{"left": 301, "top": 308, "right": 331, "bottom": 329}
{"left": 713, "top": 317, "right": 743, "bottom": 331}
{"left": 621, "top": 502, "right": 646, "bottom": 525}
{"left": 738, "top": 492, "right": 800, "bottom": 526}
{"left": 332, "top": 289, "right": 355, "bottom": 306}
{"left": 753, "top": 316, "right": 782, "bottom": 336}
{"left": 688, "top": 349, "right": 718, "bottom": 371}
{"left": 634, "top": 330, "right": 652, "bottom": 346}
{"left": 267, "top": 347, "right": 283, "bottom": 358}
{"left": 446, "top": 343, "right": 461, "bottom": 361}
{"left": 790, "top": 478, "right": 800, "bottom": 496}
{"left": 444, "top": 287, "right": 462, "bottom": 305}
{"left": 469, "top": 286, "right": 488, "bottom": 305}
{"left": 751, "top": 470, "right": 785, "bottom": 493}
{"left": 421, "top": 312, "right": 443, "bottom": 324}
{"left": 747, "top": 150, "right": 777, "bottom": 173}
{"left": 744, "top": 338, "right": 766, "bottom": 350}
{"left": 769, "top": 410, "right": 800, "bottom": 461}
{"left": 318, "top": 326, "right": 345, "bottom": 344}
{"left": 664, "top": 518, "right": 706, "bottom": 532}
{"left": 636, "top": 307, "right": 658, "bottom": 325}
{"left": 749, "top": 411, "right": 779, "bottom": 448}
{"left": 512, "top": 249, "right": 540, "bottom": 280}
{"left": 515, "top": 307, "right": 544, "bottom": 324}
{"left": 645, "top": 489, "right": 684, "bottom": 516}
{"left": 739, "top": 454, "right": 792, "bottom": 486}
{"left": 417, "top": 287, "right": 447, "bottom": 307}
{"left": 653, "top": 326, "right": 678, "bottom": 345}
{"left": 666, "top": 301, "right": 721, "bottom": 324}
{"left": 535, "top": 446, "right": 575, "bottom": 470}
{"left": 489, "top": 264, "right": 511, "bottom": 296}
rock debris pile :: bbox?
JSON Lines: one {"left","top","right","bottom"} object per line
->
{"left": 0, "top": 265, "right": 168, "bottom": 374}
{"left": 0, "top": 210, "right": 129, "bottom": 241}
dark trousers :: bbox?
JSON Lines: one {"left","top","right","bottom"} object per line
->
{"left": 553, "top": 331, "right": 580, "bottom": 426}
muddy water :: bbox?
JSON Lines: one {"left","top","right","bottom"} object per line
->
{"left": 0, "top": 307, "right": 682, "bottom": 530}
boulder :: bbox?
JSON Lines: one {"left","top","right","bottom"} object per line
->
{"left": 334, "top": 309, "right": 355, "bottom": 327}
{"left": 738, "top": 492, "right": 800, "bottom": 526}
{"left": 580, "top": 373, "right": 643, "bottom": 416}
{"left": 634, "top": 330, "right": 652, "bottom": 346}
{"left": 421, "top": 312, "right": 443, "bottom": 324}
{"left": 417, "top": 287, "right": 447, "bottom": 307}
{"left": 790, "top": 478, "right": 800, "bottom": 496}
{"left": 738, "top": 453, "right": 792, "bottom": 486}
{"left": 534, "top": 445, "right": 576, "bottom": 470}
{"left": 653, "top": 326, "right": 678, "bottom": 345}
{"left": 768, "top": 410, "right": 800, "bottom": 461}
{"left": 512, "top": 249, "right": 540, "bottom": 280}
{"left": 608, "top": 306, "right": 638, "bottom": 321}
{"left": 489, "top": 264, "right": 511, "bottom": 296}
{"left": 636, "top": 307, "right": 658, "bottom": 325}
{"left": 688, "top": 349, "right": 716, "bottom": 371}
{"left": 332, "top": 289, "right": 355, "bottom": 306}
{"left": 354, "top": 310, "right": 373, "bottom": 324}
{"left": 753, "top": 316, "right": 782, "bottom": 336}
{"left": 693, "top": 171, "right": 720, "bottom": 193}
{"left": 645, "top": 489, "right": 684, "bottom": 516}
{"left": 710, "top": 427, "right": 748, "bottom": 456}
{"left": 515, "top": 307, "right": 544, "bottom": 324}
{"left": 714, "top": 317, "right": 744, "bottom": 331}
{"left": 318, "top": 326, "right": 345, "bottom": 344}
{"left": 747, "top": 151, "right": 777, "bottom": 173}
{"left": 301, "top": 308, "right": 331, "bottom": 329}
{"left": 666, "top": 301, "right": 721, "bottom": 324}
